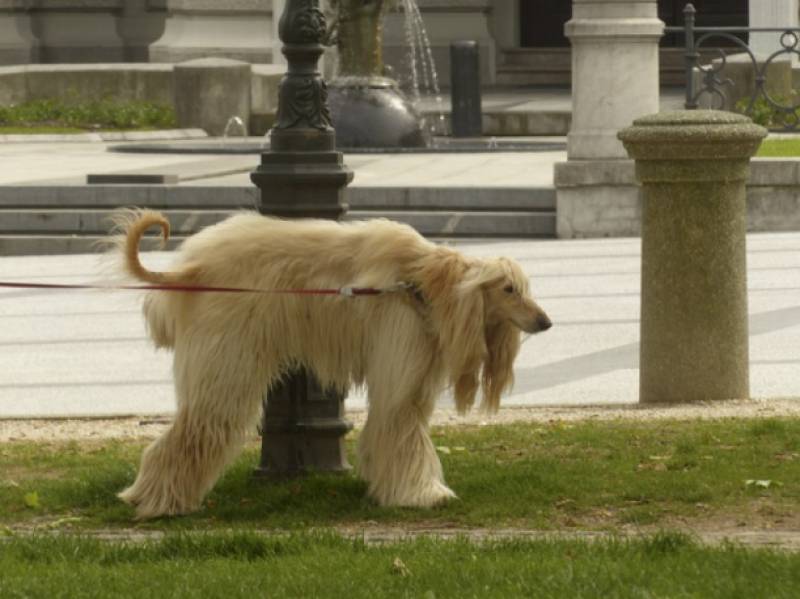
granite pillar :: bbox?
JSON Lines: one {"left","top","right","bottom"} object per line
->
{"left": 618, "top": 110, "right": 766, "bottom": 403}
{"left": 555, "top": 0, "right": 664, "bottom": 238}
{"left": 0, "top": 1, "right": 39, "bottom": 64}
{"left": 150, "top": 0, "right": 272, "bottom": 64}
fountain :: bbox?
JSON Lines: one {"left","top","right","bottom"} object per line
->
{"left": 324, "top": 0, "right": 431, "bottom": 148}
{"left": 110, "top": 0, "right": 565, "bottom": 155}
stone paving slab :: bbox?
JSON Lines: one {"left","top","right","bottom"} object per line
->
{"left": 0, "top": 233, "right": 798, "bottom": 419}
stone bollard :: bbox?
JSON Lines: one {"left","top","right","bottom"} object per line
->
{"left": 618, "top": 110, "right": 766, "bottom": 403}
{"left": 173, "top": 58, "right": 251, "bottom": 136}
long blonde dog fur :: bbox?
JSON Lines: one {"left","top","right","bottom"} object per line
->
{"left": 113, "top": 210, "right": 551, "bottom": 519}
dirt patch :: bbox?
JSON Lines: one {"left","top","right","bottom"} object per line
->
{"left": 3, "top": 521, "right": 799, "bottom": 552}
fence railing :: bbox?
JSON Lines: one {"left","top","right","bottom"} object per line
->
{"left": 666, "top": 2, "right": 800, "bottom": 131}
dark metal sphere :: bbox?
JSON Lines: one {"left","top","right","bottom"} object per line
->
{"left": 327, "top": 77, "right": 431, "bottom": 149}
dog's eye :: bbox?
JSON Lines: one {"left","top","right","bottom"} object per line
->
{"left": 503, "top": 285, "right": 514, "bottom": 294}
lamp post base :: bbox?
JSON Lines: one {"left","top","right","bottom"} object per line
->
{"left": 254, "top": 368, "right": 353, "bottom": 478}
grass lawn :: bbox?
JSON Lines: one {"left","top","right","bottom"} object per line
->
{"left": 0, "top": 126, "right": 88, "bottom": 135}
{"left": 1, "top": 417, "right": 798, "bottom": 596}
{"left": 756, "top": 138, "right": 800, "bottom": 157}
{"left": 2, "top": 418, "right": 799, "bottom": 532}
{"left": 0, "top": 98, "right": 176, "bottom": 133}
{"left": 2, "top": 531, "right": 799, "bottom": 598}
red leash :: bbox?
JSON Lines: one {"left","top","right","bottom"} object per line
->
{"left": 0, "top": 281, "right": 391, "bottom": 296}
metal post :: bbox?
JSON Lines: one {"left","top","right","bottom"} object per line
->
{"left": 450, "top": 40, "right": 482, "bottom": 137}
{"left": 683, "top": 3, "right": 699, "bottom": 109}
{"left": 250, "top": 0, "right": 354, "bottom": 476}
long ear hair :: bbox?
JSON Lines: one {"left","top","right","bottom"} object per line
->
{"left": 481, "top": 320, "right": 520, "bottom": 412}
{"left": 415, "top": 250, "right": 488, "bottom": 414}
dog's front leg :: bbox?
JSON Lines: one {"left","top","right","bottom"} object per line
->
{"left": 358, "top": 385, "right": 456, "bottom": 508}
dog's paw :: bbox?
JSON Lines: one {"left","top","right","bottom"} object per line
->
{"left": 415, "top": 480, "right": 458, "bottom": 507}
{"left": 374, "top": 480, "right": 458, "bottom": 508}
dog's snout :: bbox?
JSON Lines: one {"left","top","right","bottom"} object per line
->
{"left": 536, "top": 314, "right": 552, "bottom": 332}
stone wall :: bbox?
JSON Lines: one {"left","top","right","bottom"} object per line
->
{"left": 0, "top": 62, "right": 283, "bottom": 135}
{"left": 555, "top": 158, "right": 800, "bottom": 238}
{"left": 0, "top": 0, "right": 273, "bottom": 66}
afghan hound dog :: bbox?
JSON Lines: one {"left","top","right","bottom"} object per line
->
{"left": 113, "top": 210, "right": 551, "bottom": 519}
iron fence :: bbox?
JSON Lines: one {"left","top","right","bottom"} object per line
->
{"left": 666, "top": 2, "right": 800, "bottom": 130}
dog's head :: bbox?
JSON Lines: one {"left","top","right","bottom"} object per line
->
{"left": 477, "top": 257, "right": 552, "bottom": 335}
{"left": 420, "top": 252, "right": 550, "bottom": 414}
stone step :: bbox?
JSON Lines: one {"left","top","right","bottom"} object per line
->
{"left": 500, "top": 48, "right": 572, "bottom": 69}
{"left": 0, "top": 207, "right": 556, "bottom": 256}
{"left": 0, "top": 207, "right": 557, "bottom": 235}
{"left": 495, "top": 69, "right": 571, "bottom": 87}
{"left": 423, "top": 110, "right": 571, "bottom": 136}
{"left": 496, "top": 47, "right": 687, "bottom": 88}
{"left": 0, "top": 185, "right": 556, "bottom": 212}
{"left": 349, "top": 186, "right": 556, "bottom": 211}
{"left": 0, "top": 209, "right": 235, "bottom": 235}
{"left": 347, "top": 210, "right": 555, "bottom": 238}
{"left": 0, "top": 235, "right": 186, "bottom": 257}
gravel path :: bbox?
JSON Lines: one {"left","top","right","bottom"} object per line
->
{"left": 2, "top": 398, "right": 799, "bottom": 442}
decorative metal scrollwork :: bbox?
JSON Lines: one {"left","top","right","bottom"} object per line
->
{"left": 280, "top": 0, "right": 327, "bottom": 45}
{"left": 668, "top": 2, "right": 800, "bottom": 131}
{"left": 274, "top": 0, "right": 334, "bottom": 131}
{"left": 275, "top": 75, "right": 333, "bottom": 131}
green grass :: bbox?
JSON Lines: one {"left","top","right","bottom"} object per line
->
{"left": 1, "top": 531, "right": 798, "bottom": 598}
{"left": 2, "top": 418, "right": 799, "bottom": 532}
{"left": 0, "top": 98, "right": 177, "bottom": 132}
{"left": 756, "top": 138, "right": 800, "bottom": 157}
{"left": 0, "top": 125, "right": 88, "bottom": 134}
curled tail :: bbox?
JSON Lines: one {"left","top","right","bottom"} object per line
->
{"left": 112, "top": 209, "right": 180, "bottom": 285}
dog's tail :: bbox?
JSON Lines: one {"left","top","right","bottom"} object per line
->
{"left": 111, "top": 209, "right": 181, "bottom": 285}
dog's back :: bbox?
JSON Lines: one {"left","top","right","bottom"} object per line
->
{"left": 119, "top": 211, "right": 436, "bottom": 352}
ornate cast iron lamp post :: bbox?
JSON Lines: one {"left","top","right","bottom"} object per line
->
{"left": 250, "top": 0, "right": 354, "bottom": 476}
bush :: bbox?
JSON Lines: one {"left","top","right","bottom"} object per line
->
{"left": 0, "top": 98, "right": 177, "bottom": 131}
{"left": 735, "top": 93, "right": 800, "bottom": 129}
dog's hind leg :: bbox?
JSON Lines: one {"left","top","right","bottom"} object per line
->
{"left": 118, "top": 334, "right": 267, "bottom": 519}
{"left": 142, "top": 292, "right": 175, "bottom": 349}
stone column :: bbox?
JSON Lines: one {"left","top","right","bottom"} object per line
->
{"left": 272, "top": 0, "right": 286, "bottom": 66}
{"left": 0, "top": 1, "right": 39, "bottom": 64}
{"left": 554, "top": 0, "right": 664, "bottom": 238}
{"left": 566, "top": 0, "right": 663, "bottom": 160}
{"left": 29, "top": 0, "right": 126, "bottom": 63}
{"left": 150, "top": 0, "right": 272, "bottom": 64}
{"left": 116, "top": 0, "right": 167, "bottom": 62}
{"left": 618, "top": 111, "right": 766, "bottom": 403}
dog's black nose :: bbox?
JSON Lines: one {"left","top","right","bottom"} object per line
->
{"left": 537, "top": 315, "right": 552, "bottom": 332}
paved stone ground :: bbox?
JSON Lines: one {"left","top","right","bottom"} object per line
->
{"left": 1, "top": 232, "right": 798, "bottom": 419}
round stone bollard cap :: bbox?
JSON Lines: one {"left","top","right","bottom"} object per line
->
{"left": 618, "top": 110, "right": 767, "bottom": 161}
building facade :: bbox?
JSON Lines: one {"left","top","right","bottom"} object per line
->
{"left": 0, "top": 0, "right": 766, "bottom": 87}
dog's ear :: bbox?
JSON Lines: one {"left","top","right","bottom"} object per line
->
{"left": 481, "top": 320, "right": 520, "bottom": 413}
{"left": 415, "top": 252, "right": 488, "bottom": 414}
